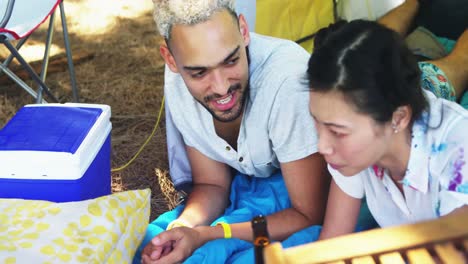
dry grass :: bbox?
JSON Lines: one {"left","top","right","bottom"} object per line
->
{"left": 0, "top": 0, "right": 172, "bottom": 221}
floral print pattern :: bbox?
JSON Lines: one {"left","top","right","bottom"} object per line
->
{"left": 450, "top": 148, "right": 466, "bottom": 192}
{"left": 419, "top": 62, "right": 456, "bottom": 101}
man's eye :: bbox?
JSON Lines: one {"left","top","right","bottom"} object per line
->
{"left": 192, "top": 71, "right": 206, "bottom": 78}
{"left": 226, "top": 57, "right": 239, "bottom": 65}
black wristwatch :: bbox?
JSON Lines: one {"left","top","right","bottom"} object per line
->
{"left": 251, "top": 215, "right": 270, "bottom": 264}
{"left": 252, "top": 215, "right": 270, "bottom": 247}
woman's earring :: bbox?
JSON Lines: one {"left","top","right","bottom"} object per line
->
{"left": 392, "top": 123, "right": 399, "bottom": 134}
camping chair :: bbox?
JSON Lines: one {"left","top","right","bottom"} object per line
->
{"left": 264, "top": 211, "right": 468, "bottom": 264}
{"left": 0, "top": 0, "right": 78, "bottom": 103}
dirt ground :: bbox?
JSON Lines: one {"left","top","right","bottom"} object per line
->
{"left": 0, "top": 0, "right": 172, "bottom": 220}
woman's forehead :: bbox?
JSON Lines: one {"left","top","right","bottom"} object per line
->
{"left": 309, "top": 91, "right": 370, "bottom": 126}
{"left": 310, "top": 90, "right": 350, "bottom": 112}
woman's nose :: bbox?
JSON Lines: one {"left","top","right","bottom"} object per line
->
{"left": 317, "top": 130, "right": 334, "bottom": 156}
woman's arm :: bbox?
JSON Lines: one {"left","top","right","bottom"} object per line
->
{"left": 319, "top": 179, "right": 362, "bottom": 240}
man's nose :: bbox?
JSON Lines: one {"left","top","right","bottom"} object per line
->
{"left": 210, "top": 69, "right": 230, "bottom": 95}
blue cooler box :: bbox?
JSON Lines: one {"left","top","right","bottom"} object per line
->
{"left": 0, "top": 103, "right": 112, "bottom": 202}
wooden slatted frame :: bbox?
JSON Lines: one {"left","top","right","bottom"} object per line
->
{"left": 264, "top": 211, "right": 468, "bottom": 264}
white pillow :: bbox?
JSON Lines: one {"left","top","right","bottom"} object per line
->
{"left": 0, "top": 189, "right": 150, "bottom": 263}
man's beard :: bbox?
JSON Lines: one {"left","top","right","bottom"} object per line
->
{"left": 198, "top": 47, "right": 251, "bottom": 123}
{"left": 198, "top": 82, "right": 249, "bottom": 122}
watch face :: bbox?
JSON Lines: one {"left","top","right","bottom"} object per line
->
{"left": 252, "top": 215, "right": 266, "bottom": 224}
{"left": 252, "top": 215, "right": 269, "bottom": 244}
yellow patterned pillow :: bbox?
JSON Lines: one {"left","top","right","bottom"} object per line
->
{"left": 0, "top": 189, "right": 150, "bottom": 264}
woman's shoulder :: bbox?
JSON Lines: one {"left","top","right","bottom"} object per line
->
{"left": 422, "top": 90, "right": 468, "bottom": 138}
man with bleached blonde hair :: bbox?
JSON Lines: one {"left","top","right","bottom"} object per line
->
{"left": 135, "top": 0, "right": 330, "bottom": 263}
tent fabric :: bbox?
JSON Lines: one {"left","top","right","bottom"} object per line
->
{"left": 337, "top": 0, "right": 403, "bottom": 21}
{"left": 255, "top": 0, "right": 335, "bottom": 53}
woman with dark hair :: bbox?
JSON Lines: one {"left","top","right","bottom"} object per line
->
{"left": 307, "top": 19, "right": 468, "bottom": 239}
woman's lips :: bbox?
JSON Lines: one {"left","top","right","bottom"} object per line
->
{"left": 329, "top": 163, "right": 344, "bottom": 170}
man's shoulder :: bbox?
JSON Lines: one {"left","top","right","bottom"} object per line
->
{"left": 249, "top": 33, "right": 310, "bottom": 64}
{"left": 249, "top": 32, "right": 304, "bottom": 49}
{"left": 249, "top": 33, "right": 309, "bottom": 87}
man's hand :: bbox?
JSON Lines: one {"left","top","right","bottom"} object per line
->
{"left": 141, "top": 235, "right": 173, "bottom": 263}
{"left": 141, "top": 227, "right": 203, "bottom": 264}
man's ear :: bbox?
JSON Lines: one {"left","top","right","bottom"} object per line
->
{"left": 237, "top": 14, "right": 250, "bottom": 47}
{"left": 160, "top": 42, "right": 179, "bottom": 73}
{"left": 391, "top": 105, "right": 412, "bottom": 131}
